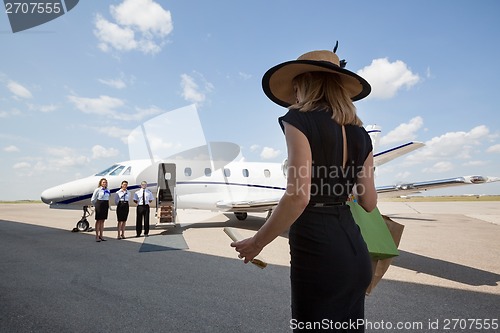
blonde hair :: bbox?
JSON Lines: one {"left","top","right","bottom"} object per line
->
{"left": 290, "top": 72, "right": 363, "bottom": 126}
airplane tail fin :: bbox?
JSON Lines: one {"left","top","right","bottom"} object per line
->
{"left": 365, "top": 125, "right": 381, "bottom": 153}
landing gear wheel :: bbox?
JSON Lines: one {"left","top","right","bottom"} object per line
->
{"left": 76, "top": 219, "right": 89, "bottom": 232}
{"left": 235, "top": 212, "right": 248, "bottom": 221}
{"left": 74, "top": 205, "right": 93, "bottom": 232}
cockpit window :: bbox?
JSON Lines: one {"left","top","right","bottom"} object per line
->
{"left": 123, "top": 166, "right": 132, "bottom": 175}
{"left": 109, "top": 165, "right": 125, "bottom": 176}
{"left": 95, "top": 164, "right": 119, "bottom": 176}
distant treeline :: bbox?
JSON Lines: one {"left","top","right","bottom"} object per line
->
{"left": 381, "top": 195, "right": 500, "bottom": 202}
{"left": 0, "top": 200, "right": 43, "bottom": 204}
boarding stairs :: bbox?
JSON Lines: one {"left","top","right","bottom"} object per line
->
{"left": 155, "top": 163, "right": 177, "bottom": 228}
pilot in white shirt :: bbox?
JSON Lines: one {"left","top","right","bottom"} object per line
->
{"left": 133, "top": 181, "right": 154, "bottom": 237}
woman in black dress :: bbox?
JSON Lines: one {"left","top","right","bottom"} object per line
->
{"left": 232, "top": 45, "right": 377, "bottom": 332}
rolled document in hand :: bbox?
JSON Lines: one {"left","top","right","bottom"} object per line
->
{"left": 224, "top": 227, "right": 267, "bottom": 269}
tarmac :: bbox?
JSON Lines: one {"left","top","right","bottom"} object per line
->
{"left": 0, "top": 201, "right": 499, "bottom": 332}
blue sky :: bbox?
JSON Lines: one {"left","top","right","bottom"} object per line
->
{"left": 1, "top": 0, "right": 500, "bottom": 200}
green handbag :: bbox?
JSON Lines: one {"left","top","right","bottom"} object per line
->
{"left": 347, "top": 201, "right": 399, "bottom": 260}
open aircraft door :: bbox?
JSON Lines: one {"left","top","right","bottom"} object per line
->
{"left": 156, "top": 163, "right": 177, "bottom": 227}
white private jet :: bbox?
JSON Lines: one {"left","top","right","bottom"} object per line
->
{"left": 40, "top": 134, "right": 497, "bottom": 231}
{"left": 40, "top": 105, "right": 498, "bottom": 231}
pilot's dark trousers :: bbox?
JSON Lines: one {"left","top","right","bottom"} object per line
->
{"left": 136, "top": 204, "right": 150, "bottom": 236}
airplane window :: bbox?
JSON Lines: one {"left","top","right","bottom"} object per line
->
{"left": 264, "top": 169, "right": 271, "bottom": 178}
{"left": 95, "top": 164, "right": 119, "bottom": 176}
{"left": 205, "top": 168, "right": 212, "bottom": 177}
{"left": 184, "top": 167, "right": 192, "bottom": 177}
{"left": 223, "top": 168, "right": 231, "bottom": 177}
{"left": 242, "top": 169, "right": 249, "bottom": 177}
{"left": 109, "top": 165, "right": 125, "bottom": 176}
{"left": 123, "top": 166, "right": 131, "bottom": 175}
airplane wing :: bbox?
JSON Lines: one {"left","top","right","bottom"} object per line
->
{"left": 376, "top": 175, "right": 500, "bottom": 197}
{"left": 217, "top": 175, "right": 500, "bottom": 210}
{"left": 216, "top": 198, "right": 281, "bottom": 212}
{"left": 374, "top": 142, "right": 425, "bottom": 167}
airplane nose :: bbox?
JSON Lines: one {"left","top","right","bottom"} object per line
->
{"left": 40, "top": 190, "right": 51, "bottom": 204}
{"left": 41, "top": 187, "right": 59, "bottom": 205}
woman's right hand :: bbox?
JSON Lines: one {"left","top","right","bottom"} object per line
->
{"left": 231, "top": 237, "right": 263, "bottom": 264}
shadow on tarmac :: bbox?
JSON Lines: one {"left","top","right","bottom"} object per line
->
{"left": 393, "top": 250, "right": 500, "bottom": 287}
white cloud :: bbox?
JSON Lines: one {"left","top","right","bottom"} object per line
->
{"left": 13, "top": 162, "right": 30, "bottom": 169}
{"left": 131, "top": 106, "right": 164, "bottom": 121}
{"left": 94, "top": 125, "right": 132, "bottom": 142}
{"left": 486, "top": 144, "right": 500, "bottom": 153}
{"left": 423, "top": 161, "right": 454, "bottom": 173}
{"left": 250, "top": 144, "right": 260, "bottom": 152}
{"left": 98, "top": 78, "right": 127, "bottom": 89}
{"left": 463, "top": 160, "right": 487, "bottom": 167}
{"left": 0, "top": 107, "right": 21, "bottom": 118}
{"left": 94, "top": 14, "right": 137, "bottom": 53}
{"left": 91, "top": 145, "right": 119, "bottom": 159}
{"left": 41, "top": 146, "right": 90, "bottom": 170}
{"left": 68, "top": 95, "right": 162, "bottom": 121}
{"left": 7, "top": 81, "right": 32, "bottom": 99}
{"left": 68, "top": 94, "right": 124, "bottom": 118}
{"left": 4, "top": 145, "right": 19, "bottom": 152}
{"left": 180, "top": 74, "right": 209, "bottom": 105}
{"left": 239, "top": 72, "right": 252, "bottom": 80}
{"left": 111, "top": 0, "right": 173, "bottom": 36}
{"left": 28, "top": 103, "right": 58, "bottom": 113}
{"left": 148, "top": 136, "right": 174, "bottom": 157}
{"left": 425, "top": 67, "right": 433, "bottom": 79}
{"left": 394, "top": 171, "right": 412, "bottom": 180}
{"left": 46, "top": 146, "right": 73, "bottom": 157}
{"left": 357, "top": 58, "right": 420, "bottom": 99}
{"left": 260, "top": 147, "right": 281, "bottom": 160}
{"left": 39, "top": 104, "right": 58, "bottom": 113}
{"left": 94, "top": 0, "right": 173, "bottom": 55}
{"left": 10, "top": 144, "right": 120, "bottom": 178}
{"left": 406, "top": 125, "right": 490, "bottom": 163}
{"left": 380, "top": 116, "right": 424, "bottom": 146}
{"left": 52, "top": 156, "right": 89, "bottom": 169}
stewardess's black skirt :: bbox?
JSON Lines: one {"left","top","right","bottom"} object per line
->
{"left": 94, "top": 200, "right": 109, "bottom": 220}
{"left": 289, "top": 205, "right": 372, "bottom": 332}
{"left": 116, "top": 202, "right": 129, "bottom": 221}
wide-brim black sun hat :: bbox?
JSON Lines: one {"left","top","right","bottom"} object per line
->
{"left": 262, "top": 47, "right": 371, "bottom": 107}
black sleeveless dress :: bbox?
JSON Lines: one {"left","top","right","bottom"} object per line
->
{"left": 279, "top": 108, "right": 373, "bottom": 332}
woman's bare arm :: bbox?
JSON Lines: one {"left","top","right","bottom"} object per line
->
{"left": 231, "top": 122, "right": 311, "bottom": 263}
{"left": 355, "top": 151, "right": 377, "bottom": 212}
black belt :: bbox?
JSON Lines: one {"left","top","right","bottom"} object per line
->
{"left": 118, "top": 201, "right": 128, "bottom": 204}
{"left": 308, "top": 202, "right": 346, "bottom": 207}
